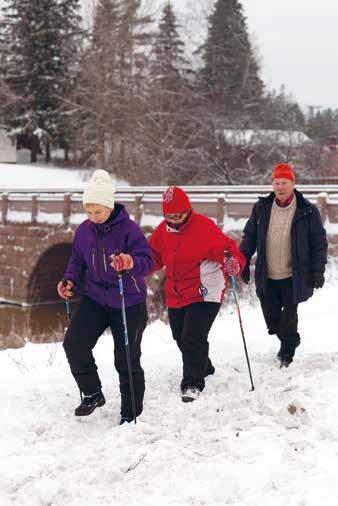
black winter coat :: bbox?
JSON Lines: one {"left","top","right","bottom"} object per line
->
{"left": 240, "top": 189, "right": 328, "bottom": 304}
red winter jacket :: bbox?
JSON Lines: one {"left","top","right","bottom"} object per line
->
{"left": 149, "top": 211, "right": 245, "bottom": 308}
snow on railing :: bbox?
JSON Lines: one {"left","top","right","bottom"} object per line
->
{"left": 0, "top": 186, "right": 337, "bottom": 227}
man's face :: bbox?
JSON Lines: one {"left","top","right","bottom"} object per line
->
{"left": 84, "top": 203, "right": 112, "bottom": 224}
{"left": 272, "top": 178, "right": 295, "bottom": 203}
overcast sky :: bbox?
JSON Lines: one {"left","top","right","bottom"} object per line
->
{"left": 1, "top": 0, "right": 337, "bottom": 111}
{"left": 241, "top": 0, "right": 338, "bottom": 111}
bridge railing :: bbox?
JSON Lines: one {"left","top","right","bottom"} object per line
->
{"left": 0, "top": 186, "right": 337, "bottom": 227}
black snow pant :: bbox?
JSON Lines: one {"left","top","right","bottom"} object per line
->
{"left": 259, "top": 277, "right": 300, "bottom": 352}
{"left": 168, "top": 301, "right": 221, "bottom": 392}
{"left": 63, "top": 295, "right": 147, "bottom": 419}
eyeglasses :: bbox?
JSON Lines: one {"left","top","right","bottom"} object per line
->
{"left": 164, "top": 212, "right": 186, "bottom": 220}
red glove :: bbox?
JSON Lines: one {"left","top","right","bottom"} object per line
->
{"left": 110, "top": 253, "right": 134, "bottom": 272}
{"left": 57, "top": 279, "right": 74, "bottom": 299}
{"left": 223, "top": 256, "right": 241, "bottom": 277}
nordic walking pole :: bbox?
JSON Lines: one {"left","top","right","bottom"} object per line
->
{"left": 65, "top": 299, "right": 71, "bottom": 322}
{"left": 62, "top": 280, "right": 82, "bottom": 401}
{"left": 62, "top": 280, "right": 72, "bottom": 322}
{"left": 230, "top": 275, "right": 255, "bottom": 391}
{"left": 118, "top": 272, "right": 137, "bottom": 424}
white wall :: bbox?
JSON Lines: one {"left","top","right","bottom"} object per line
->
{"left": 0, "top": 130, "right": 17, "bottom": 163}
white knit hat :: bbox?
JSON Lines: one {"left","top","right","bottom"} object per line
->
{"left": 82, "top": 169, "right": 115, "bottom": 209}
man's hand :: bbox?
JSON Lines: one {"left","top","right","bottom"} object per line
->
{"left": 110, "top": 253, "right": 134, "bottom": 272}
{"left": 241, "top": 265, "right": 250, "bottom": 285}
{"left": 57, "top": 279, "right": 74, "bottom": 299}
{"left": 312, "top": 272, "right": 324, "bottom": 289}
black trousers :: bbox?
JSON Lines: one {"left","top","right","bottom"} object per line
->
{"left": 168, "top": 301, "right": 221, "bottom": 392}
{"left": 63, "top": 295, "right": 147, "bottom": 419}
{"left": 259, "top": 278, "right": 300, "bottom": 347}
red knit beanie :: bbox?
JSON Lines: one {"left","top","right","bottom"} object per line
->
{"left": 162, "top": 186, "right": 192, "bottom": 214}
{"left": 272, "top": 163, "right": 295, "bottom": 182}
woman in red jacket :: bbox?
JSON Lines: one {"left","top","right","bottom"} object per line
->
{"left": 149, "top": 186, "right": 245, "bottom": 402}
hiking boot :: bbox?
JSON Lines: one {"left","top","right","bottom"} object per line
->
{"left": 181, "top": 386, "right": 200, "bottom": 403}
{"left": 277, "top": 339, "right": 300, "bottom": 368}
{"left": 279, "top": 356, "right": 292, "bottom": 368}
{"left": 119, "top": 416, "right": 134, "bottom": 425}
{"left": 74, "top": 390, "right": 106, "bottom": 416}
{"left": 205, "top": 364, "right": 215, "bottom": 377}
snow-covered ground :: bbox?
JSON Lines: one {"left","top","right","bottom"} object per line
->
{"left": 1, "top": 161, "right": 338, "bottom": 504}
{"left": 0, "top": 162, "right": 127, "bottom": 189}
{"left": 2, "top": 280, "right": 338, "bottom": 506}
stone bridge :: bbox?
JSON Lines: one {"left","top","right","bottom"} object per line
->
{"left": 0, "top": 185, "right": 337, "bottom": 305}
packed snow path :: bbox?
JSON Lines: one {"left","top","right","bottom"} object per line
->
{"left": 2, "top": 285, "right": 338, "bottom": 505}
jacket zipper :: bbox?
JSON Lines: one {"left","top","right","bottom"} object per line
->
{"left": 102, "top": 247, "right": 108, "bottom": 272}
{"left": 92, "top": 248, "right": 97, "bottom": 271}
{"left": 128, "top": 273, "right": 141, "bottom": 293}
{"left": 172, "top": 236, "right": 179, "bottom": 296}
{"left": 97, "top": 236, "right": 107, "bottom": 306}
{"left": 291, "top": 209, "right": 309, "bottom": 274}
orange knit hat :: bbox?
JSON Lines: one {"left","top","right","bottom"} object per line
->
{"left": 272, "top": 163, "right": 295, "bottom": 181}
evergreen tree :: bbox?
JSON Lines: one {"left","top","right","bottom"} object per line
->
{"left": 151, "top": 2, "right": 190, "bottom": 91}
{"left": 0, "top": 0, "right": 83, "bottom": 161}
{"left": 262, "top": 86, "right": 306, "bottom": 131}
{"left": 137, "top": 2, "right": 201, "bottom": 184}
{"left": 76, "top": 0, "right": 122, "bottom": 169}
{"left": 199, "top": 0, "right": 263, "bottom": 116}
{"left": 74, "top": 0, "right": 153, "bottom": 174}
{"left": 306, "top": 107, "right": 338, "bottom": 143}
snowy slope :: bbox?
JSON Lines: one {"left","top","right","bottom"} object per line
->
{"left": 2, "top": 282, "right": 338, "bottom": 505}
{"left": 0, "top": 162, "right": 127, "bottom": 189}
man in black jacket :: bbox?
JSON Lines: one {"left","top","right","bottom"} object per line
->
{"left": 240, "top": 163, "right": 328, "bottom": 367}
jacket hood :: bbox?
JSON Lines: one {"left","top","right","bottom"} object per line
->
{"left": 89, "top": 203, "right": 128, "bottom": 235}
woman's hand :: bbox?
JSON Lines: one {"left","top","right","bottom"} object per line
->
{"left": 110, "top": 253, "right": 134, "bottom": 272}
{"left": 57, "top": 279, "right": 74, "bottom": 299}
{"left": 223, "top": 255, "right": 241, "bottom": 277}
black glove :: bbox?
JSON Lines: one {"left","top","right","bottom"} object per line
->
{"left": 312, "top": 272, "right": 324, "bottom": 289}
{"left": 241, "top": 265, "right": 250, "bottom": 285}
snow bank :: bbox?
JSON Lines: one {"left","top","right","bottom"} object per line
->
{"left": 2, "top": 285, "right": 338, "bottom": 505}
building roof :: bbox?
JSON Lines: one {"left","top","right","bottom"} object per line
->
{"left": 222, "top": 129, "right": 312, "bottom": 147}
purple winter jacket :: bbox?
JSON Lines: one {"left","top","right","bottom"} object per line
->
{"left": 64, "top": 204, "right": 152, "bottom": 308}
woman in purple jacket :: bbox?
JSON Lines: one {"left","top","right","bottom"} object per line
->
{"left": 57, "top": 170, "right": 152, "bottom": 424}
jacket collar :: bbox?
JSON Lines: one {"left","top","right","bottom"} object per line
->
{"left": 166, "top": 210, "right": 194, "bottom": 233}
{"left": 260, "top": 189, "right": 311, "bottom": 210}
{"left": 89, "top": 203, "right": 127, "bottom": 234}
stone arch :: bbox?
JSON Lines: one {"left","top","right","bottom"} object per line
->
{"left": 27, "top": 242, "right": 73, "bottom": 303}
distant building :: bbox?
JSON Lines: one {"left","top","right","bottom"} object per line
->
{"left": 0, "top": 129, "right": 17, "bottom": 163}
{"left": 320, "top": 134, "right": 338, "bottom": 177}
{"left": 222, "top": 129, "right": 312, "bottom": 152}
{"left": 214, "top": 129, "right": 313, "bottom": 180}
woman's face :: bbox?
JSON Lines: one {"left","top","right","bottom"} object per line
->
{"left": 164, "top": 211, "right": 189, "bottom": 225}
{"left": 84, "top": 203, "right": 112, "bottom": 224}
